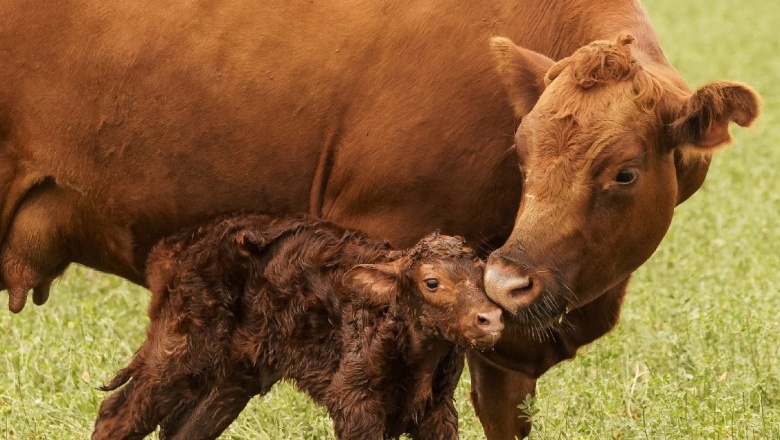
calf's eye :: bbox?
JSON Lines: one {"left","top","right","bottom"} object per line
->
{"left": 424, "top": 278, "right": 439, "bottom": 291}
{"left": 614, "top": 168, "right": 637, "bottom": 184}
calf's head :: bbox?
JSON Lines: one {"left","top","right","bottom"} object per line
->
{"left": 345, "top": 233, "right": 504, "bottom": 351}
{"left": 485, "top": 35, "right": 760, "bottom": 328}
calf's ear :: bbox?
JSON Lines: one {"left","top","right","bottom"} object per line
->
{"left": 146, "top": 239, "right": 184, "bottom": 320}
{"left": 233, "top": 217, "right": 314, "bottom": 258}
{"left": 235, "top": 229, "right": 264, "bottom": 257}
{"left": 490, "top": 36, "right": 555, "bottom": 117}
{"left": 670, "top": 81, "right": 760, "bottom": 205}
{"left": 343, "top": 262, "right": 403, "bottom": 307}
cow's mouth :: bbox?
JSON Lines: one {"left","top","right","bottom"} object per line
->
{"left": 484, "top": 254, "right": 578, "bottom": 330}
{"left": 508, "top": 299, "right": 572, "bottom": 335}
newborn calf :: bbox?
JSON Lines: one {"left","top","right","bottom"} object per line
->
{"left": 93, "top": 213, "right": 503, "bottom": 440}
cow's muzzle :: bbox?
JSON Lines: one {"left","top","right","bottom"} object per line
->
{"left": 484, "top": 253, "right": 544, "bottom": 317}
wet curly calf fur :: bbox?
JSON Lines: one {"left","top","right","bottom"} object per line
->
{"left": 92, "top": 213, "right": 503, "bottom": 440}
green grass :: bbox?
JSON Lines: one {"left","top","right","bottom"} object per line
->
{"left": 2, "top": 0, "right": 779, "bottom": 438}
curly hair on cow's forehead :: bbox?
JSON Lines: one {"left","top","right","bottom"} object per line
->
{"left": 539, "top": 33, "right": 666, "bottom": 121}
{"left": 546, "top": 34, "right": 639, "bottom": 89}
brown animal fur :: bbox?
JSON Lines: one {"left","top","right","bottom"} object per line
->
{"left": 481, "top": 29, "right": 758, "bottom": 439}
{"left": 92, "top": 213, "right": 503, "bottom": 440}
{"left": 0, "top": 2, "right": 760, "bottom": 438}
{"left": 485, "top": 33, "right": 759, "bottom": 321}
{"left": 0, "top": 180, "right": 137, "bottom": 312}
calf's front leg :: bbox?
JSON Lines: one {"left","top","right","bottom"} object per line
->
{"left": 411, "top": 397, "right": 459, "bottom": 440}
{"left": 324, "top": 365, "right": 387, "bottom": 440}
{"left": 411, "top": 349, "right": 463, "bottom": 440}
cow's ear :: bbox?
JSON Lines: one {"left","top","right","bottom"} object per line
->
{"left": 343, "top": 262, "right": 404, "bottom": 307}
{"left": 669, "top": 82, "right": 759, "bottom": 205}
{"left": 673, "top": 149, "right": 711, "bottom": 205}
{"left": 490, "top": 36, "right": 555, "bottom": 117}
{"left": 670, "top": 81, "right": 760, "bottom": 151}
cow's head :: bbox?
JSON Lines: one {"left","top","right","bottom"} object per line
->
{"left": 484, "top": 35, "right": 759, "bottom": 328}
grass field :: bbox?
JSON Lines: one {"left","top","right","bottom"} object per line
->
{"left": 2, "top": 0, "right": 779, "bottom": 438}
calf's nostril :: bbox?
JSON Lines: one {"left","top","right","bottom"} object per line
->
{"left": 476, "top": 309, "right": 504, "bottom": 331}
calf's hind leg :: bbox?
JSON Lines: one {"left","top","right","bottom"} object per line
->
{"left": 159, "top": 381, "right": 256, "bottom": 440}
{"left": 93, "top": 369, "right": 195, "bottom": 440}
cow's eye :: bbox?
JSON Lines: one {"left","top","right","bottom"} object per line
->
{"left": 424, "top": 278, "right": 439, "bottom": 291}
{"left": 614, "top": 168, "right": 637, "bottom": 184}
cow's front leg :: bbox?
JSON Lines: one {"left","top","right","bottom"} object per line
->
{"left": 468, "top": 279, "right": 628, "bottom": 439}
{"left": 467, "top": 352, "right": 536, "bottom": 440}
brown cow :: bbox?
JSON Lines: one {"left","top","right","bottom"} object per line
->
{"left": 92, "top": 213, "right": 503, "bottom": 440}
{"left": 472, "top": 34, "right": 759, "bottom": 437}
{"left": 0, "top": 1, "right": 759, "bottom": 438}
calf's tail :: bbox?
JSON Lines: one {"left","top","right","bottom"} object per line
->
{"left": 99, "top": 367, "right": 134, "bottom": 392}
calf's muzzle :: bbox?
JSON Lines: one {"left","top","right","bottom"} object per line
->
{"left": 476, "top": 308, "right": 504, "bottom": 334}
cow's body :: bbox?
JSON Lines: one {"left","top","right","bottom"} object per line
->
{"left": 1, "top": 0, "right": 527, "bottom": 274}
{"left": 0, "top": 1, "right": 759, "bottom": 438}
{"left": 0, "top": 1, "right": 680, "bottom": 280}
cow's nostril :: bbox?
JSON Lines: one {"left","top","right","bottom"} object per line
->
{"left": 510, "top": 277, "right": 533, "bottom": 296}
{"left": 477, "top": 315, "right": 489, "bottom": 325}
{"left": 484, "top": 266, "right": 532, "bottom": 296}
{"left": 484, "top": 261, "right": 543, "bottom": 316}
